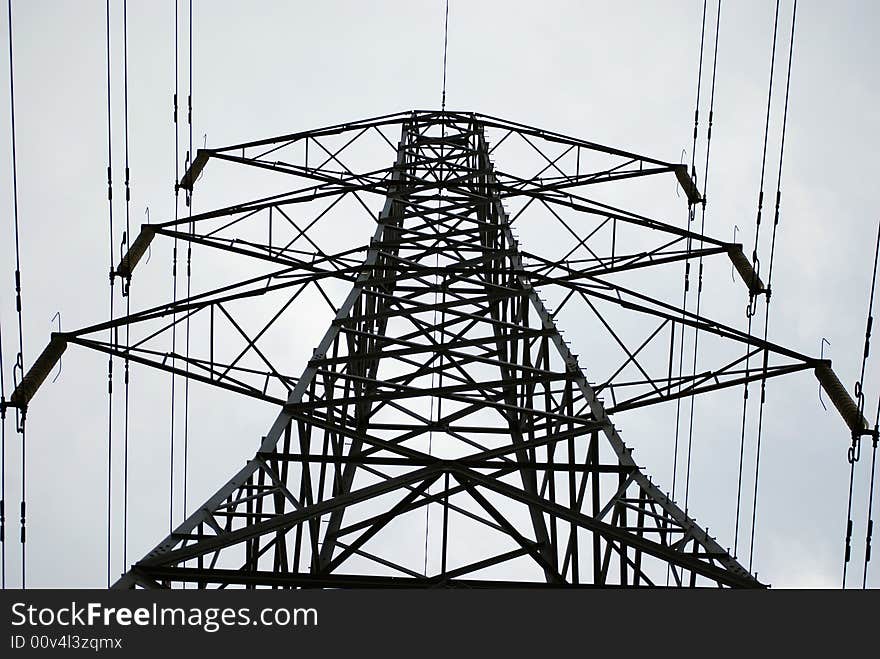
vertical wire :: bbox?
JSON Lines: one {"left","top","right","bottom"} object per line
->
{"left": 848, "top": 219, "right": 880, "bottom": 588}
{"left": 666, "top": 0, "right": 708, "bottom": 586}
{"left": 735, "top": 0, "right": 781, "bottom": 561}
{"left": 6, "top": 0, "right": 27, "bottom": 589}
{"left": 683, "top": 0, "right": 722, "bottom": 514}
{"left": 749, "top": 0, "right": 781, "bottom": 274}
{"left": 671, "top": 0, "right": 707, "bottom": 502}
{"left": 182, "top": 0, "right": 193, "bottom": 526}
{"left": 857, "top": 221, "right": 880, "bottom": 392}
{"left": 733, "top": 314, "right": 753, "bottom": 555}
{"left": 749, "top": 0, "right": 794, "bottom": 574}
{"left": 861, "top": 220, "right": 880, "bottom": 588}
{"left": 843, "top": 457, "right": 857, "bottom": 587}
{"left": 864, "top": 402, "right": 879, "bottom": 588}
{"left": 121, "top": 0, "right": 132, "bottom": 575}
{"left": 103, "top": 0, "right": 115, "bottom": 590}
{"left": 169, "top": 0, "right": 179, "bottom": 536}
{"left": 2, "top": 0, "right": 15, "bottom": 592}
{"left": 4, "top": 0, "right": 23, "bottom": 417}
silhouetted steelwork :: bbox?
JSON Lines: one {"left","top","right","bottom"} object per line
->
{"left": 7, "top": 110, "right": 865, "bottom": 587}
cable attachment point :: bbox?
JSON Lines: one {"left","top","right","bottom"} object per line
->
{"left": 11, "top": 352, "right": 25, "bottom": 433}
{"left": 746, "top": 254, "right": 763, "bottom": 317}
{"left": 855, "top": 379, "right": 866, "bottom": 418}
{"left": 848, "top": 436, "right": 861, "bottom": 464}
{"left": 746, "top": 294, "right": 759, "bottom": 319}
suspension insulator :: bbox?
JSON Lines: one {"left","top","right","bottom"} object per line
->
{"left": 178, "top": 149, "right": 211, "bottom": 191}
{"left": 815, "top": 363, "right": 869, "bottom": 436}
{"left": 728, "top": 244, "right": 765, "bottom": 295}
{"left": 8, "top": 333, "right": 68, "bottom": 409}
{"left": 116, "top": 225, "right": 156, "bottom": 279}
{"left": 674, "top": 164, "right": 703, "bottom": 205}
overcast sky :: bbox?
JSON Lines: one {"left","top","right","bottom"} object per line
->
{"left": 1, "top": 0, "right": 879, "bottom": 589}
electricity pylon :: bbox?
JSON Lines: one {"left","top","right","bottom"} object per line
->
{"left": 9, "top": 111, "right": 866, "bottom": 587}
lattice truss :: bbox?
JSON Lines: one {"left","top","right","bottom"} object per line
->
{"left": 12, "top": 111, "right": 855, "bottom": 588}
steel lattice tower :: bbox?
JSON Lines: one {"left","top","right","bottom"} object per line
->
{"left": 9, "top": 111, "right": 866, "bottom": 588}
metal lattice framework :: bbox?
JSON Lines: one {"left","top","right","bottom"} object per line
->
{"left": 8, "top": 110, "right": 866, "bottom": 588}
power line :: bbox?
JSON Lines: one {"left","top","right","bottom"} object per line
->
{"left": 749, "top": 0, "right": 797, "bottom": 573}
{"left": 121, "top": 0, "right": 133, "bottom": 574}
{"left": 670, "top": 0, "right": 708, "bottom": 508}
{"left": 684, "top": 0, "right": 722, "bottom": 514}
{"left": 689, "top": 0, "right": 708, "bottom": 182}
{"left": 864, "top": 392, "right": 879, "bottom": 588}
{"left": 1, "top": 0, "right": 12, "bottom": 592}
{"left": 735, "top": 0, "right": 781, "bottom": 561}
{"left": 5, "top": 0, "right": 23, "bottom": 374}
{"left": 848, "top": 218, "right": 880, "bottom": 588}
{"left": 666, "top": 0, "right": 709, "bottom": 586}
{"left": 843, "top": 449, "right": 858, "bottom": 586}
{"left": 103, "top": 0, "right": 115, "bottom": 589}
{"left": 169, "top": 0, "right": 180, "bottom": 536}
{"left": 6, "top": 0, "right": 27, "bottom": 589}
{"left": 183, "top": 0, "right": 194, "bottom": 526}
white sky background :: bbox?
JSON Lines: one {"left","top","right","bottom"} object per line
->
{"left": 0, "top": 0, "right": 878, "bottom": 588}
